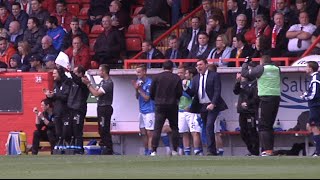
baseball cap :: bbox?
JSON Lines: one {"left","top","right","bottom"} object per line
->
{"left": 43, "top": 54, "right": 56, "bottom": 63}
{"left": 29, "top": 54, "right": 43, "bottom": 62}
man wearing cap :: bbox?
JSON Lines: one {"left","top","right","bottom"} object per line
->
{"left": 43, "top": 54, "right": 56, "bottom": 71}
{"left": 29, "top": 54, "right": 45, "bottom": 72}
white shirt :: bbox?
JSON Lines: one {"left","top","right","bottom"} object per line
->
{"left": 187, "top": 29, "right": 199, "bottom": 51}
{"left": 198, "top": 70, "right": 211, "bottom": 104}
{"left": 288, "top": 23, "right": 317, "bottom": 52}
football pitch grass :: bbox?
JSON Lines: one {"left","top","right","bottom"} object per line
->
{"left": 0, "top": 156, "right": 319, "bottom": 179}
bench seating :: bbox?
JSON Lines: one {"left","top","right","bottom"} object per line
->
{"left": 221, "top": 131, "right": 311, "bottom": 156}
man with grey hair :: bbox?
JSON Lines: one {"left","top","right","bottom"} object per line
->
{"left": 8, "top": 21, "right": 24, "bottom": 48}
{"left": 39, "top": 35, "right": 58, "bottom": 59}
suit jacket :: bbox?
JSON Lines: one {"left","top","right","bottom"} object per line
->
{"left": 227, "top": 8, "right": 245, "bottom": 28}
{"left": 179, "top": 27, "right": 203, "bottom": 50}
{"left": 270, "top": 26, "right": 289, "bottom": 57}
{"left": 187, "top": 45, "right": 212, "bottom": 59}
{"left": 164, "top": 48, "right": 189, "bottom": 59}
{"left": 199, "top": 8, "right": 225, "bottom": 28}
{"left": 140, "top": 48, "right": 165, "bottom": 68}
{"left": 229, "top": 44, "right": 253, "bottom": 67}
{"left": 187, "top": 70, "right": 228, "bottom": 113}
{"left": 245, "top": 5, "right": 270, "bottom": 28}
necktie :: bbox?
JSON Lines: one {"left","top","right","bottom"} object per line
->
{"left": 236, "top": 28, "right": 240, "bottom": 34}
{"left": 236, "top": 48, "right": 242, "bottom": 58}
{"left": 201, "top": 74, "right": 205, "bottom": 99}
{"left": 192, "top": 30, "right": 197, "bottom": 46}
{"left": 197, "top": 46, "right": 204, "bottom": 56}
{"left": 252, "top": 9, "right": 256, "bottom": 27}
{"left": 170, "top": 50, "right": 176, "bottom": 59}
{"left": 297, "top": 26, "right": 304, "bottom": 48}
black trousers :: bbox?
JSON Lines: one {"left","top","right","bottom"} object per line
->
{"left": 32, "top": 129, "right": 56, "bottom": 155}
{"left": 200, "top": 104, "right": 219, "bottom": 155}
{"left": 258, "top": 96, "right": 280, "bottom": 151}
{"left": 70, "top": 109, "right": 86, "bottom": 149}
{"left": 97, "top": 105, "right": 113, "bottom": 155}
{"left": 239, "top": 113, "right": 260, "bottom": 155}
{"left": 152, "top": 105, "right": 179, "bottom": 152}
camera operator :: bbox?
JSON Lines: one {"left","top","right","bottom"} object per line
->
{"left": 241, "top": 55, "right": 281, "bottom": 156}
{"left": 31, "top": 99, "right": 56, "bottom": 155}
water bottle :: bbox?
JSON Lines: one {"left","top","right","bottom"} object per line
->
{"left": 220, "top": 118, "right": 227, "bottom": 132}
{"left": 112, "top": 118, "right": 117, "bottom": 130}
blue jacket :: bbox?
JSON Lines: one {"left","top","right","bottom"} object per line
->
{"left": 303, "top": 72, "right": 320, "bottom": 107}
{"left": 47, "top": 26, "right": 66, "bottom": 51}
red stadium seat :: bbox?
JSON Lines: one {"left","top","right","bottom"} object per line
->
{"left": 130, "top": 6, "right": 143, "bottom": 19}
{"left": 67, "top": 4, "right": 80, "bottom": 16}
{"left": 78, "top": 7, "right": 89, "bottom": 20}
{"left": 66, "top": 0, "right": 80, "bottom": 4}
{"left": 81, "top": 0, "right": 90, "bottom": 4}
{"left": 80, "top": 23, "right": 90, "bottom": 35}
{"left": 82, "top": 3, "right": 90, "bottom": 8}
{"left": 89, "top": 25, "right": 104, "bottom": 38}
{"left": 125, "top": 24, "right": 145, "bottom": 52}
{"left": 89, "top": 38, "right": 96, "bottom": 52}
{"left": 127, "top": 24, "right": 145, "bottom": 39}
{"left": 125, "top": 37, "right": 142, "bottom": 52}
{"left": 91, "top": 61, "right": 99, "bottom": 69}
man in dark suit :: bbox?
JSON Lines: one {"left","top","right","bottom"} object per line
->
{"left": 229, "top": 34, "right": 253, "bottom": 67}
{"left": 186, "top": 59, "right": 228, "bottom": 155}
{"left": 245, "top": 0, "right": 270, "bottom": 28}
{"left": 149, "top": 60, "right": 183, "bottom": 156}
{"left": 187, "top": 32, "right": 212, "bottom": 61}
{"left": 165, "top": 35, "right": 189, "bottom": 66}
{"left": 179, "top": 16, "right": 202, "bottom": 52}
{"left": 270, "top": 13, "right": 288, "bottom": 57}
{"left": 226, "top": 0, "right": 245, "bottom": 28}
{"left": 140, "top": 40, "right": 164, "bottom": 68}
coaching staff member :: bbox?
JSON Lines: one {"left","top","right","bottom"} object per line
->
{"left": 82, "top": 64, "right": 114, "bottom": 155}
{"left": 186, "top": 59, "right": 228, "bottom": 156}
{"left": 149, "top": 60, "right": 183, "bottom": 156}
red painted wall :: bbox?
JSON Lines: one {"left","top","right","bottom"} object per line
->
{"left": 0, "top": 72, "right": 53, "bottom": 155}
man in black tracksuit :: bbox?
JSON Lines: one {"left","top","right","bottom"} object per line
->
{"left": 45, "top": 67, "right": 71, "bottom": 146}
{"left": 233, "top": 71, "right": 260, "bottom": 156}
{"left": 32, "top": 98, "right": 56, "bottom": 155}
{"left": 67, "top": 65, "right": 90, "bottom": 154}
{"left": 149, "top": 60, "right": 183, "bottom": 156}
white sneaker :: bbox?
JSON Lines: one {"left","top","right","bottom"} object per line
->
{"left": 171, "top": 151, "right": 179, "bottom": 156}
{"left": 150, "top": 151, "right": 157, "bottom": 156}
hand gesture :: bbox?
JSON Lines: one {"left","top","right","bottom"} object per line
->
{"left": 131, "top": 80, "right": 139, "bottom": 90}
{"left": 236, "top": 73, "right": 242, "bottom": 81}
{"left": 206, "top": 103, "right": 216, "bottom": 111}
{"left": 81, "top": 76, "right": 90, "bottom": 86}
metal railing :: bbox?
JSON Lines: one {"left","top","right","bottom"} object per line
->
{"left": 124, "top": 57, "right": 297, "bottom": 69}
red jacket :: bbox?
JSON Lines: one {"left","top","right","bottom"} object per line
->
{"left": 65, "top": 45, "right": 91, "bottom": 69}
{"left": 244, "top": 25, "right": 271, "bottom": 45}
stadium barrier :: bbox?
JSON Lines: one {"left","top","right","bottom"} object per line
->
{"left": 124, "top": 57, "right": 298, "bottom": 69}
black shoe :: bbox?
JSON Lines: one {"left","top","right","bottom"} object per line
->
{"left": 207, "top": 152, "right": 217, "bottom": 156}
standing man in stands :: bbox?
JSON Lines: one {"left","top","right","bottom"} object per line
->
{"left": 241, "top": 55, "right": 281, "bottom": 156}
{"left": 132, "top": 64, "right": 155, "bottom": 156}
{"left": 82, "top": 64, "right": 114, "bottom": 155}
{"left": 301, "top": 61, "right": 320, "bottom": 157}
{"left": 149, "top": 60, "right": 183, "bottom": 156}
